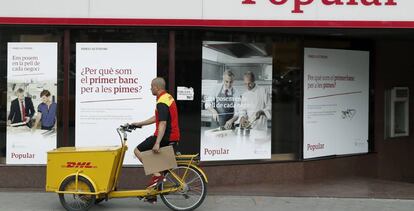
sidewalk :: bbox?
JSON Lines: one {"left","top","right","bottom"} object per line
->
{"left": 0, "top": 191, "right": 413, "bottom": 211}
{"left": 209, "top": 178, "right": 414, "bottom": 199}
{"left": 1, "top": 177, "right": 414, "bottom": 210}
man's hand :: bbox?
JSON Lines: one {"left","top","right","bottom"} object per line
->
{"left": 255, "top": 110, "right": 265, "bottom": 120}
{"left": 224, "top": 119, "right": 234, "bottom": 130}
{"left": 152, "top": 143, "right": 160, "bottom": 153}
{"left": 240, "top": 116, "right": 250, "bottom": 128}
{"left": 209, "top": 108, "right": 219, "bottom": 122}
{"left": 24, "top": 117, "right": 30, "bottom": 124}
{"left": 132, "top": 122, "right": 143, "bottom": 128}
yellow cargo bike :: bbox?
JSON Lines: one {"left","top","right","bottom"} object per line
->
{"left": 46, "top": 125, "right": 208, "bottom": 211}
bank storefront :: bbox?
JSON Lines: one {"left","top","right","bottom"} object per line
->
{"left": 1, "top": 0, "right": 414, "bottom": 188}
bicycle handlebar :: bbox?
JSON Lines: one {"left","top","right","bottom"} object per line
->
{"left": 117, "top": 123, "right": 141, "bottom": 146}
{"left": 120, "top": 124, "right": 141, "bottom": 133}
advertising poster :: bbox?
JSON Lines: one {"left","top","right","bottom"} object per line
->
{"left": 303, "top": 48, "right": 369, "bottom": 159}
{"left": 6, "top": 42, "right": 58, "bottom": 164}
{"left": 76, "top": 43, "right": 156, "bottom": 165}
{"left": 201, "top": 41, "right": 272, "bottom": 161}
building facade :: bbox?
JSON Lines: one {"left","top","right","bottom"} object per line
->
{"left": 0, "top": 0, "right": 414, "bottom": 189}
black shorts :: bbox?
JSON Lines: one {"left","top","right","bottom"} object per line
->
{"left": 136, "top": 136, "right": 178, "bottom": 152}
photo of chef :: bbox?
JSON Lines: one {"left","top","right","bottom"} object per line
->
{"left": 204, "top": 69, "right": 240, "bottom": 130}
{"left": 201, "top": 41, "right": 272, "bottom": 161}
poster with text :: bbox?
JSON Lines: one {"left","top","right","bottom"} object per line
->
{"left": 6, "top": 42, "right": 58, "bottom": 164}
{"left": 201, "top": 41, "right": 272, "bottom": 161}
{"left": 76, "top": 43, "right": 156, "bottom": 165}
{"left": 304, "top": 48, "right": 369, "bottom": 159}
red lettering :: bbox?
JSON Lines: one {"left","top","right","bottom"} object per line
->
{"left": 242, "top": 0, "right": 256, "bottom": 4}
{"left": 65, "top": 161, "right": 96, "bottom": 168}
{"left": 66, "top": 162, "right": 76, "bottom": 168}
{"left": 322, "top": 0, "right": 344, "bottom": 5}
{"left": 84, "top": 162, "right": 93, "bottom": 168}
{"left": 292, "top": 0, "right": 314, "bottom": 13}
{"left": 346, "top": 0, "right": 359, "bottom": 5}
{"left": 360, "top": 0, "right": 382, "bottom": 6}
{"left": 269, "top": 0, "right": 288, "bottom": 5}
{"left": 384, "top": 0, "right": 397, "bottom": 5}
{"left": 77, "top": 162, "right": 87, "bottom": 168}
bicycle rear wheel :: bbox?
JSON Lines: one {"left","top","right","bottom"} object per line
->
{"left": 160, "top": 165, "right": 207, "bottom": 211}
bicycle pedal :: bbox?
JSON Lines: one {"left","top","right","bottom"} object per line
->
{"left": 143, "top": 197, "right": 157, "bottom": 204}
{"left": 147, "top": 200, "right": 157, "bottom": 204}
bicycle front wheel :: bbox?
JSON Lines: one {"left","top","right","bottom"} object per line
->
{"left": 160, "top": 165, "right": 207, "bottom": 211}
{"left": 58, "top": 176, "right": 96, "bottom": 211}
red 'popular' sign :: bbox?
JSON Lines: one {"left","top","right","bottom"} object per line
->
{"left": 242, "top": 0, "right": 397, "bottom": 13}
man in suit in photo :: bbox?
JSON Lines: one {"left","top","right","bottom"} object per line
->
{"left": 7, "top": 88, "right": 35, "bottom": 127}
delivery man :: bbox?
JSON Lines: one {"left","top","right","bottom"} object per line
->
{"left": 130, "top": 77, "right": 180, "bottom": 203}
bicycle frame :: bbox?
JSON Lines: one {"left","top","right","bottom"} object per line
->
{"left": 57, "top": 127, "right": 207, "bottom": 199}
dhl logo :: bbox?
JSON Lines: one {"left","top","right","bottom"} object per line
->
{"left": 62, "top": 162, "right": 97, "bottom": 168}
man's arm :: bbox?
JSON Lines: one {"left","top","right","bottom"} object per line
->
{"left": 32, "top": 112, "right": 42, "bottom": 130}
{"left": 256, "top": 88, "right": 272, "bottom": 119}
{"left": 26, "top": 98, "right": 35, "bottom": 119}
{"left": 152, "top": 103, "right": 169, "bottom": 152}
{"left": 132, "top": 116, "right": 155, "bottom": 127}
{"left": 224, "top": 90, "right": 242, "bottom": 129}
{"left": 153, "top": 121, "right": 166, "bottom": 153}
{"left": 8, "top": 101, "right": 16, "bottom": 123}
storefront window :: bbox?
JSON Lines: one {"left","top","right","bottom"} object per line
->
{"left": 176, "top": 30, "right": 302, "bottom": 161}
{"left": 1, "top": 27, "right": 304, "bottom": 165}
{"left": 0, "top": 27, "right": 64, "bottom": 164}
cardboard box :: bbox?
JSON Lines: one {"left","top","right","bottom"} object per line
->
{"left": 141, "top": 146, "right": 177, "bottom": 175}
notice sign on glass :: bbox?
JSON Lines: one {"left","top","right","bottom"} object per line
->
{"left": 6, "top": 42, "right": 58, "bottom": 164}
{"left": 200, "top": 41, "right": 272, "bottom": 161}
{"left": 303, "top": 48, "right": 369, "bottom": 159}
{"left": 75, "top": 43, "right": 157, "bottom": 165}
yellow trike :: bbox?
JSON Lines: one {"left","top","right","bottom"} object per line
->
{"left": 45, "top": 125, "right": 208, "bottom": 211}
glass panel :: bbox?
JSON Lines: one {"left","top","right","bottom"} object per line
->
{"left": 271, "top": 39, "right": 302, "bottom": 159}
{"left": 394, "top": 101, "right": 407, "bottom": 135}
{"left": 0, "top": 27, "right": 64, "bottom": 164}
{"left": 69, "top": 28, "right": 170, "bottom": 149}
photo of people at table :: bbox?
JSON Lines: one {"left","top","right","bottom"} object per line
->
{"left": 7, "top": 83, "right": 57, "bottom": 132}
{"left": 201, "top": 41, "right": 272, "bottom": 161}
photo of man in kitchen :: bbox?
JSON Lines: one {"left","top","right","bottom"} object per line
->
{"left": 201, "top": 41, "right": 272, "bottom": 161}
{"left": 204, "top": 69, "right": 240, "bottom": 130}
{"left": 238, "top": 71, "right": 271, "bottom": 131}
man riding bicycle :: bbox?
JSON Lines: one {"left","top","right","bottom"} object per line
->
{"left": 130, "top": 77, "right": 180, "bottom": 203}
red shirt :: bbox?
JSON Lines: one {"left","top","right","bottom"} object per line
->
{"left": 154, "top": 91, "right": 180, "bottom": 141}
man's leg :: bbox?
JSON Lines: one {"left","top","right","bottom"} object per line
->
{"left": 136, "top": 136, "right": 164, "bottom": 189}
{"left": 134, "top": 148, "right": 143, "bottom": 163}
{"left": 135, "top": 136, "right": 155, "bottom": 163}
{"left": 134, "top": 147, "right": 160, "bottom": 177}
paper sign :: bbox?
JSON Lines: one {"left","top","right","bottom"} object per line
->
{"left": 177, "top": 86, "right": 194, "bottom": 101}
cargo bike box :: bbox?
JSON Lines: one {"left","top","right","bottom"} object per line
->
{"left": 46, "top": 146, "right": 124, "bottom": 194}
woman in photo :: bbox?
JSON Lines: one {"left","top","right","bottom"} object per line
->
{"left": 33, "top": 90, "right": 57, "bottom": 131}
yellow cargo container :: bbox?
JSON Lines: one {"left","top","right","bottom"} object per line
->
{"left": 46, "top": 146, "right": 124, "bottom": 193}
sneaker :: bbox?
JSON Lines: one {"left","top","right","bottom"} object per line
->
{"left": 145, "top": 196, "right": 157, "bottom": 204}
{"left": 147, "top": 175, "right": 164, "bottom": 189}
